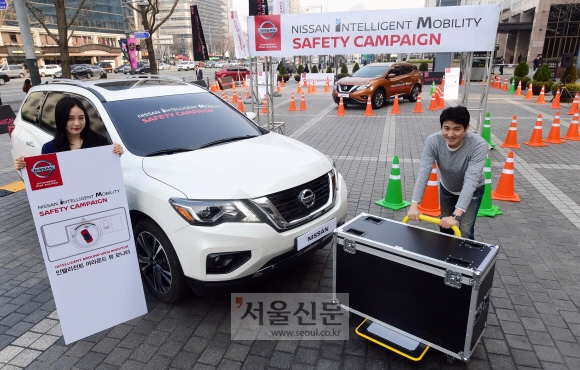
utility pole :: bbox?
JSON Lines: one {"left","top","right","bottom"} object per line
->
{"left": 14, "top": 0, "right": 41, "bottom": 85}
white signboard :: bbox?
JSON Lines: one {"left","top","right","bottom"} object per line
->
{"left": 248, "top": 4, "right": 500, "bottom": 56}
{"left": 230, "top": 10, "right": 249, "bottom": 59}
{"left": 22, "top": 146, "right": 147, "bottom": 344}
{"left": 302, "top": 73, "right": 335, "bottom": 86}
{"left": 444, "top": 67, "right": 460, "bottom": 100}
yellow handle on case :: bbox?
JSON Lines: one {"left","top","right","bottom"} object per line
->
{"left": 402, "top": 214, "right": 462, "bottom": 237}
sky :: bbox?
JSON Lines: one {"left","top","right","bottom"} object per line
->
{"left": 230, "top": 0, "right": 426, "bottom": 29}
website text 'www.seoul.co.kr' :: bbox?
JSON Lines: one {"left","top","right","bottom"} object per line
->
{"left": 270, "top": 328, "right": 342, "bottom": 337}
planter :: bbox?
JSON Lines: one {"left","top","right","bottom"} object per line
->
{"left": 532, "top": 85, "right": 545, "bottom": 95}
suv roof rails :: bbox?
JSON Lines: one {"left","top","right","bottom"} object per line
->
{"left": 121, "top": 74, "right": 188, "bottom": 83}
{"left": 40, "top": 78, "right": 107, "bottom": 102}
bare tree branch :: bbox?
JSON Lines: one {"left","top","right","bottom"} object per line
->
{"left": 25, "top": 1, "right": 59, "bottom": 45}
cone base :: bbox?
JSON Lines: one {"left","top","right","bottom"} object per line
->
{"left": 374, "top": 199, "right": 411, "bottom": 211}
{"left": 487, "top": 142, "right": 496, "bottom": 149}
{"left": 336, "top": 112, "right": 346, "bottom": 116}
{"left": 363, "top": 113, "right": 375, "bottom": 116}
{"left": 567, "top": 110, "right": 579, "bottom": 115}
{"left": 417, "top": 207, "right": 441, "bottom": 217}
{"left": 500, "top": 143, "right": 521, "bottom": 149}
{"left": 550, "top": 105, "right": 561, "bottom": 109}
{"left": 563, "top": 135, "right": 580, "bottom": 141}
{"left": 412, "top": 109, "right": 423, "bottom": 113}
{"left": 492, "top": 191, "right": 520, "bottom": 202}
{"left": 523, "top": 141, "right": 548, "bottom": 147}
{"left": 544, "top": 138, "right": 565, "bottom": 144}
{"left": 477, "top": 205, "right": 503, "bottom": 217}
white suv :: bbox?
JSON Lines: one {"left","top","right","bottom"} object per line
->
{"left": 11, "top": 76, "right": 348, "bottom": 303}
{"left": 177, "top": 61, "right": 196, "bottom": 71}
{"left": 38, "top": 65, "right": 60, "bottom": 77}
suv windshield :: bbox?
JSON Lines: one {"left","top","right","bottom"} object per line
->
{"left": 351, "top": 66, "right": 389, "bottom": 78}
{"left": 104, "top": 93, "right": 263, "bottom": 156}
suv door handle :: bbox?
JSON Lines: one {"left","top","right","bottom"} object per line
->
{"left": 26, "top": 141, "right": 35, "bottom": 147}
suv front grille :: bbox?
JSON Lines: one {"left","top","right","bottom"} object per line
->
{"left": 267, "top": 174, "right": 330, "bottom": 223}
{"left": 338, "top": 85, "right": 354, "bottom": 92}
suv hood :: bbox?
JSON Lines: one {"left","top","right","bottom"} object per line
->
{"left": 142, "top": 133, "right": 332, "bottom": 199}
{"left": 337, "top": 77, "right": 376, "bottom": 85}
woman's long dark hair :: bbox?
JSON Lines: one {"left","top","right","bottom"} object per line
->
{"left": 52, "top": 96, "right": 104, "bottom": 152}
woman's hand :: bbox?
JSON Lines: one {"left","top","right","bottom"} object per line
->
{"left": 407, "top": 202, "right": 421, "bottom": 221}
{"left": 14, "top": 156, "right": 26, "bottom": 171}
{"left": 112, "top": 143, "right": 124, "bottom": 156}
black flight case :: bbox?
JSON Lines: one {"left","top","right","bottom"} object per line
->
{"left": 332, "top": 213, "right": 499, "bottom": 363}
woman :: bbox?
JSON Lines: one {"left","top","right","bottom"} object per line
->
{"left": 22, "top": 79, "right": 32, "bottom": 93}
{"left": 14, "top": 96, "right": 123, "bottom": 170}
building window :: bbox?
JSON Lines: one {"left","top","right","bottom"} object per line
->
{"left": 543, "top": 4, "right": 580, "bottom": 59}
{"left": 9, "top": 34, "right": 17, "bottom": 43}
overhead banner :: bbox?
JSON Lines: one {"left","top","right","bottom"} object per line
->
{"left": 248, "top": 4, "right": 500, "bottom": 56}
{"left": 22, "top": 146, "right": 147, "bottom": 344}
{"left": 127, "top": 38, "right": 138, "bottom": 69}
{"left": 230, "top": 10, "right": 250, "bottom": 59}
{"left": 190, "top": 5, "right": 209, "bottom": 61}
{"left": 272, "top": 0, "right": 289, "bottom": 15}
{"left": 118, "top": 39, "right": 129, "bottom": 62}
{"left": 249, "top": 0, "right": 269, "bottom": 16}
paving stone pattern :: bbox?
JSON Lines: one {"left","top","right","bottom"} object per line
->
{"left": 0, "top": 82, "right": 579, "bottom": 369}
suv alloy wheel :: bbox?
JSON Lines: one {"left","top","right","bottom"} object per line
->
{"left": 372, "top": 89, "right": 385, "bottom": 109}
{"left": 408, "top": 84, "right": 421, "bottom": 102}
{"left": 87, "top": 72, "right": 93, "bottom": 78}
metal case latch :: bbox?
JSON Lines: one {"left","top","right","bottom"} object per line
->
{"left": 344, "top": 239, "right": 356, "bottom": 254}
{"left": 444, "top": 270, "right": 463, "bottom": 289}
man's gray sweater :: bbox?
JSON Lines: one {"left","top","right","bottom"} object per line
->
{"left": 411, "top": 132, "right": 488, "bottom": 211}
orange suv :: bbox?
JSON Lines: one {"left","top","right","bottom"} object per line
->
{"left": 332, "top": 62, "right": 423, "bottom": 109}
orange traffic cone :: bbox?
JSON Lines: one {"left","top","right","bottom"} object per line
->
{"left": 523, "top": 114, "right": 548, "bottom": 147}
{"left": 568, "top": 93, "right": 579, "bottom": 115}
{"left": 500, "top": 116, "right": 521, "bottom": 149}
{"left": 437, "top": 88, "right": 445, "bottom": 109}
{"left": 232, "top": 92, "right": 238, "bottom": 104}
{"left": 336, "top": 97, "right": 346, "bottom": 116}
{"left": 391, "top": 94, "right": 401, "bottom": 114}
{"left": 496, "top": 77, "right": 501, "bottom": 89}
{"left": 499, "top": 78, "right": 504, "bottom": 90}
{"left": 489, "top": 77, "right": 494, "bottom": 88}
{"left": 427, "top": 93, "right": 438, "bottom": 111}
{"left": 418, "top": 164, "right": 441, "bottom": 217}
{"left": 441, "top": 75, "right": 445, "bottom": 87}
{"left": 210, "top": 82, "right": 215, "bottom": 92}
{"left": 312, "top": 81, "right": 317, "bottom": 93}
{"left": 544, "top": 112, "right": 565, "bottom": 144}
{"left": 281, "top": 78, "right": 285, "bottom": 87}
{"left": 245, "top": 88, "right": 250, "bottom": 100}
{"left": 363, "top": 95, "right": 374, "bottom": 117}
{"left": 460, "top": 75, "right": 465, "bottom": 86}
{"left": 288, "top": 93, "right": 297, "bottom": 111}
{"left": 237, "top": 94, "right": 245, "bottom": 112}
{"left": 551, "top": 89, "right": 561, "bottom": 109}
{"left": 261, "top": 94, "right": 267, "bottom": 114}
{"left": 502, "top": 79, "right": 508, "bottom": 91}
{"left": 413, "top": 94, "right": 423, "bottom": 113}
{"left": 307, "top": 81, "right": 313, "bottom": 94}
{"left": 277, "top": 82, "right": 281, "bottom": 93}
{"left": 242, "top": 79, "right": 247, "bottom": 88}
{"left": 221, "top": 91, "right": 228, "bottom": 101}
{"left": 514, "top": 81, "right": 522, "bottom": 96}
{"left": 563, "top": 113, "right": 580, "bottom": 141}
{"left": 324, "top": 80, "right": 330, "bottom": 93}
{"left": 297, "top": 84, "right": 303, "bottom": 94}
{"left": 299, "top": 93, "right": 307, "bottom": 111}
{"left": 492, "top": 151, "right": 520, "bottom": 202}
{"left": 303, "top": 78, "right": 307, "bottom": 87}
{"left": 535, "top": 85, "right": 546, "bottom": 104}
{"left": 524, "top": 82, "right": 533, "bottom": 100}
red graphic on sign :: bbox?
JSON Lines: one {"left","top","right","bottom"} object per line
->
{"left": 254, "top": 15, "right": 281, "bottom": 51}
{"left": 24, "top": 153, "right": 64, "bottom": 191}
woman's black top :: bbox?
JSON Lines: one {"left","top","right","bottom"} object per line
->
{"left": 41, "top": 135, "right": 108, "bottom": 154}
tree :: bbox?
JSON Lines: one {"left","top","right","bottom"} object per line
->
{"left": 26, "top": 0, "right": 95, "bottom": 79}
{"left": 126, "top": 0, "right": 180, "bottom": 74}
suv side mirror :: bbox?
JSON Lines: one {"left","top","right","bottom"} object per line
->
{"left": 387, "top": 73, "right": 396, "bottom": 78}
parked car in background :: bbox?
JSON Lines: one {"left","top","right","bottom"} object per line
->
{"left": 53, "top": 64, "right": 93, "bottom": 79}
{"left": 11, "top": 76, "right": 348, "bottom": 303}
{"left": 0, "top": 72, "right": 10, "bottom": 85}
{"left": 38, "top": 65, "right": 60, "bottom": 77}
{"left": 205, "top": 61, "right": 216, "bottom": 68}
{"left": 177, "top": 61, "right": 196, "bottom": 71}
{"left": 215, "top": 67, "right": 250, "bottom": 82}
{"left": 214, "top": 61, "right": 227, "bottom": 69}
{"left": 90, "top": 65, "right": 106, "bottom": 77}
{"left": 97, "top": 62, "right": 113, "bottom": 72}
{"left": 332, "top": 62, "right": 423, "bottom": 109}
{"left": 242, "top": 61, "right": 251, "bottom": 67}
{"left": 114, "top": 64, "right": 128, "bottom": 73}
{"left": 158, "top": 63, "right": 171, "bottom": 70}
{"left": 0, "top": 65, "right": 27, "bottom": 78}
{"left": 133, "top": 63, "right": 150, "bottom": 74}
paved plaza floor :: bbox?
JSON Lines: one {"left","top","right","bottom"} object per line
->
{"left": 1, "top": 80, "right": 579, "bottom": 369}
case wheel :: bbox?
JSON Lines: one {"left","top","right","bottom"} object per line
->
{"left": 446, "top": 355, "right": 456, "bottom": 364}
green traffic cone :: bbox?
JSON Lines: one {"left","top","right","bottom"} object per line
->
{"left": 482, "top": 112, "right": 496, "bottom": 149}
{"left": 375, "top": 156, "right": 411, "bottom": 210}
{"left": 509, "top": 79, "right": 515, "bottom": 94}
{"left": 478, "top": 158, "right": 503, "bottom": 217}
{"left": 429, "top": 81, "right": 436, "bottom": 96}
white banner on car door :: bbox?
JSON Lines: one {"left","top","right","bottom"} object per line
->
{"left": 230, "top": 10, "right": 249, "bottom": 59}
{"left": 248, "top": 4, "right": 500, "bottom": 56}
{"left": 22, "top": 146, "right": 147, "bottom": 344}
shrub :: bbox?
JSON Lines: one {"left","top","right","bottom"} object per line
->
{"left": 510, "top": 76, "right": 531, "bottom": 89}
{"left": 419, "top": 62, "right": 429, "bottom": 72}
{"left": 326, "top": 67, "right": 333, "bottom": 73}
{"left": 565, "top": 83, "right": 580, "bottom": 92}
{"left": 294, "top": 74, "right": 300, "bottom": 81}
{"left": 340, "top": 64, "right": 348, "bottom": 74}
{"left": 560, "top": 66, "right": 578, "bottom": 84}
{"left": 531, "top": 80, "right": 553, "bottom": 90}
{"left": 279, "top": 65, "right": 287, "bottom": 75}
{"left": 297, "top": 64, "right": 304, "bottom": 74}
{"left": 513, "top": 62, "right": 529, "bottom": 78}
{"left": 533, "top": 64, "right": 551, "bottom": 82}
{"left": 352, "top": 63, "right": 360, "bottom": 73}
{"left": 311, "top": 65, "right": 318, "bottom": 73}
{"left": 277, "top": 74, "right": 290, "bottom": 82}
{"left": 551, "top": 83, "right": 563, "bottom": 92}
{"left": 337, "top": 73, "right": 350, "bottom": 80}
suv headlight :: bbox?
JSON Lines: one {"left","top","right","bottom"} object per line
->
{"left": 169, "top": 198, "right": 260, "bottom": 226}
{"left": 356, "top": 82, "right": 372, "bottom": 91}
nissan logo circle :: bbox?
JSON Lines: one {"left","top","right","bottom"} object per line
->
{"left": 31, "top": 160, "right": 56, "bottom": 178}
{"left": 298, "top": 189, "right": 316, "bottom": 208}
{"left": 258, "top": 21, "right": 278, "bottom": 40}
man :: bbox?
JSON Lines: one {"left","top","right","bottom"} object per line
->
{"left": 407, "top": 106, "right": 488, "bottom": 240}
{"left": 195, "top": 65, "right": 203, "bottom": 81}
{"left": 517, "top": 53, "right": 522, "bottom": 64}
{"left": 499, "top": 56, "right": 505, "bottom": 75}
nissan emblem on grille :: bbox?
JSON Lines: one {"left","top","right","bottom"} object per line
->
{"left": 298, "top": 189, "right": 316, "bottom": 208}
{"left": 342, "top": 86, "right": 348, "bottom": 91}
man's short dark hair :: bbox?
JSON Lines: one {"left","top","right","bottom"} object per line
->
{"left": 440, "top": 106, "right": 470, "bottom": 129}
